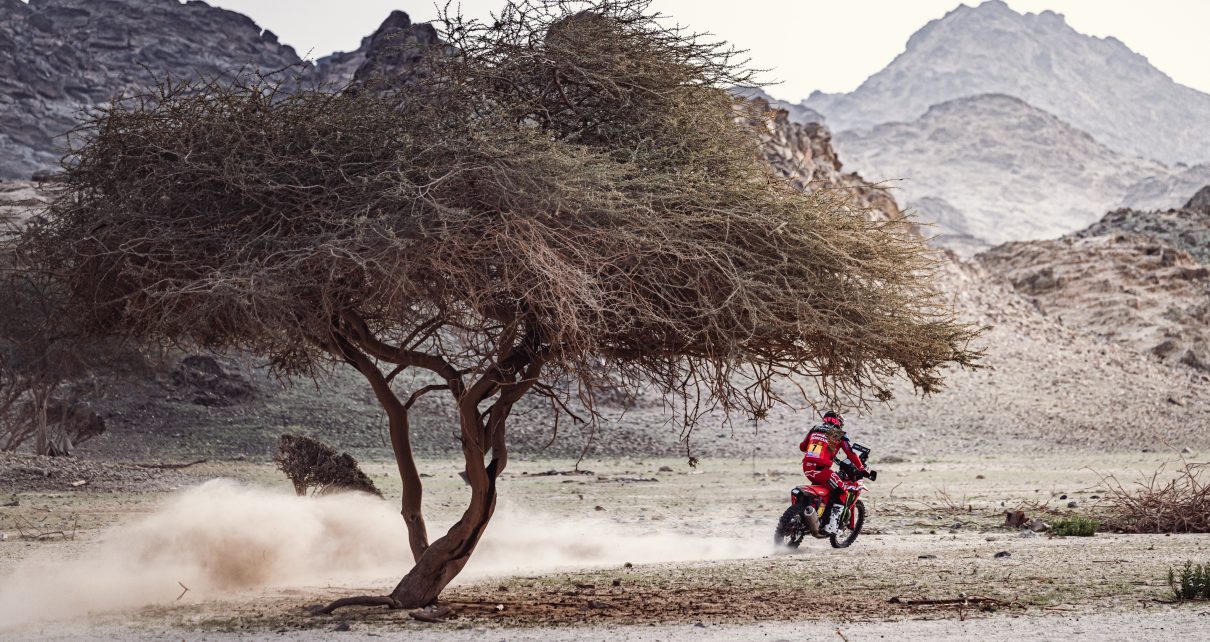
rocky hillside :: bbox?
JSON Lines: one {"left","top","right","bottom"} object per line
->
{"left": 0, "top": 0, "right": 318, "bottom": 180}
{"left": 802, "top": 0, "right": 1210, "bottom": 165}
{"left": 978, "top": 193, "right": 1210, "bottom": 372}
{"left": 833, "top": 94, "right": 1166, "bottom": 255}
{"left": 1120, "top": 164, "right": 1210, "bottom": 212}
{"left": 854, "top": 257, "right": 1210, "bottom": 455}
{"left": 753, "top": 100, "right": 901, "bottom": 225}
{"left": 1078, "top": 190, "right": 1210, "bottom": 264}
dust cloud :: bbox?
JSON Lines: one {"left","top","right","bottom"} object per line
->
{"left": 0, "top": 479, "right": 765, "bottom": 628}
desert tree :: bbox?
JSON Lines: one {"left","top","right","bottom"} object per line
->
{"left": 19, "top": 0, "right": 981, "bottom": 610}
{"left": 0, "top": 204, "right": 120, "bottom": 456}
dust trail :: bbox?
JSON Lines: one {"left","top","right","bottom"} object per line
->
{"left": 0, "top": 480, "right": 766, "bottom": 628}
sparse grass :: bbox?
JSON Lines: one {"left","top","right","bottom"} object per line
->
{"left": 1169, "top": 561, "right": 1210, "bottom": 601}
{"left": 1051, "top": 515, "right": 1099, "bottom": 537}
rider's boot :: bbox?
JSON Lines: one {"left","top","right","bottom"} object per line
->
{"left": 823, "top": 503, "right": 844, "bottom": 535}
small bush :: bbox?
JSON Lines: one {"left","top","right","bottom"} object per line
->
{"left": 274, "top": 434, "right": 383, "bottom": 498}
{"left": 1168, "top": 561, "right": 1210, "bottom": 601}
{"left": 1050, "top": 515, "right": 1099, "bottom": 537}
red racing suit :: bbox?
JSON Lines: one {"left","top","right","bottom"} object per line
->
{"left": 800, "top": 427, "right": 867, "bottom": 496}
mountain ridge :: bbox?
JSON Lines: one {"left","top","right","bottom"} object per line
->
{"left": 802, "top": 0, "right": 1210, "bottom": 165}
{"left": 832, "top": 92, "right": 1168, "bottom": 255}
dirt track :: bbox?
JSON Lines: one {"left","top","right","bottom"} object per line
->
{"left": 2, "top": 452, "right": 1208, "bottom": 639}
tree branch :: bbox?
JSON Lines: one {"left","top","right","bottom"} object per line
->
{"left": 403, "top": 384, "right": 449, "bottom": 412}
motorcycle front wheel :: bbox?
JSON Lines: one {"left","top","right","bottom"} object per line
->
{"left": 775, "top": 504, "right": 806, "bottom": 549}
{"left": 829, "top": 500, "right": 865, "bottom": 548}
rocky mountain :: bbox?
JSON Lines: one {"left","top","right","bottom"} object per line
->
{"left": 833, "top": 93, "right": 1167, "bottom": 255}
{"left": 978, "top": 194, "right": 1210, "bottom": 372}
{"left": 1120, "top": 164, "right": 1210, "bottom": 212}
{"left": 803, "top": 0, "right": 1210, "bottom": 165}
{"left": 0, "top": 0, "right": 318, "bottom": 180}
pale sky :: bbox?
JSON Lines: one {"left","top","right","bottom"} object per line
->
{"left": 43, "top": 0, "right": 1210, "bottom": 101}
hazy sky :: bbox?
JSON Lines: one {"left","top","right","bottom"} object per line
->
{"left": 191, "top": 0, "right": 1209, "bottom": 102}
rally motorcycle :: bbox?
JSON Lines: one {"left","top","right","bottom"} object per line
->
{"left": 774, "top": 443, "right": 876, "bottom": 549}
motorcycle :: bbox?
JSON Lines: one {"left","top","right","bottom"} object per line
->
{"left": 774, "top": 443, "right": 876, "bottom": 549}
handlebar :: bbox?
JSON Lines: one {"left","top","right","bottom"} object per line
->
{"left": 838, "top": 463, "right": 877, "bottom": 482}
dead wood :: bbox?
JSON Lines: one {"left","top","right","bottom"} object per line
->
{"left": 1099, "top": 461, "right": 1210, "bottom": 533}
{"left": 889, "top": 595, "right": 1012, "bottom": 609}
{"left": 409, "top": 605, "right": 454, "bottom": 623}
{"left": 133, "top": 458, "right": 208, "bottom": 469}
{"left": 311, "top": 596, "right": 401, "bottom": 615}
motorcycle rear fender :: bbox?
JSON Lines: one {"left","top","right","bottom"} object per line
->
{"left": 791, "top": 485, "right": 826, "bottom": 505}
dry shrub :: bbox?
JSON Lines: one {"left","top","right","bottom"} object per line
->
{"left": 1102, "top": 461, "right": 1210, "bottom": 533}
{"left": 274, "top": 434, "right": 383, "bottom": 498}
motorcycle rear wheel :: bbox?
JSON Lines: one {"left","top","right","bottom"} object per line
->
{"left": 775, "top": 505, "right": 806, "bottom": 549}
{"left": 829, "top": 500, "right": 865, "bottom": 548}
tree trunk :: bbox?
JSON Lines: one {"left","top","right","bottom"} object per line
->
{"left": 314, "top": 320, "right": 539, "bottom": 615}
{"left": 388, "top": 397, "right": 502, "bottom": 607}
{"left": 321, "top": 331, "right": 431, "bottom": 560}
{"left": 387, "top": 475, "right": 498, "bottom": 607}
{"left": 32, "top": 386, "right": 49, "bottom": 456}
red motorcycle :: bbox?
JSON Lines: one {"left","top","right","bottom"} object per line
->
{"left": 774, "top": 444, "right": 876, "bottom": 549}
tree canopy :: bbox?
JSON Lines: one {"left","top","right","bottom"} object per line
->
{"left": 19, "top": 0, "right": 981, "bottom": 610}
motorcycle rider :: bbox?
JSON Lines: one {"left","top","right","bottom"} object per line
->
{"left": 800, "top": 410, "right": 873, "bottom": 535}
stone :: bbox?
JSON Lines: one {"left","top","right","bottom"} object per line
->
{"left": 994, "top": 551, "right": 1011, "bottom": 558}
{"left": 1185, "top": 185, "right": 1210, "bottom": 214}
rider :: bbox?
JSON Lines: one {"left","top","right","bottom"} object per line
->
{"left": 800, "top": 410, "right": 872, "bottom": 535}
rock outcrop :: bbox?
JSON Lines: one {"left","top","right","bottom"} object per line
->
{"left": 734, "top": 86, "right": 825, "bottom": 125}
{"left": 1184, "top": 186, "right": 1210, "bottom": 215}
{"left": 978, "top": 203, "right": 1210, "bottom": 372}
{"left": 345, "top": 10, "right": 445, "bottom": 92}
{"left": 803, "top": 0, "right": 1210, "bottom": 165}
{"left": 0, "top": 0, "right": 312, "bottom": 180}
{"left": 754, "top": 100, "right": 901, "bottom": 225}
{"left": 1075, "top": 202, "right": 1210, "bottom": 265}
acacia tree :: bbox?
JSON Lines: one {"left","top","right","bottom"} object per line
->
{"left": 20, "top": 0, "right": 980, "bottom": 611}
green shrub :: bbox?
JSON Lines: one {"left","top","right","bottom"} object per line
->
{"left": 1168, "top": 562, "right": 1210, "bottom": 601}
{"left": 1050, "top": 515, "right": 1099, "bottom": 537}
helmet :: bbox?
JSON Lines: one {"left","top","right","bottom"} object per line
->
{"left": 822, "top": 410, "right": 844, "bottom": 428}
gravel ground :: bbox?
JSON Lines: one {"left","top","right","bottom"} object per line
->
{"left": 3, "top": 454, "right": 1208, "bottom": 639}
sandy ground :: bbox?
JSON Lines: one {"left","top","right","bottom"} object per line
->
{"left": 1, "top": 452, "right": 1208, "bottom": 640}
